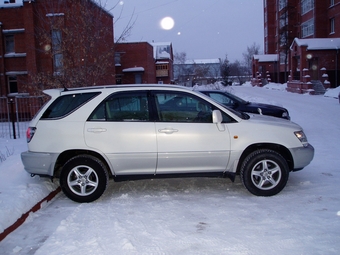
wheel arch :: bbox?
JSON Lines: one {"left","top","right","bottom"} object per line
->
{"left": 53, "top": 149, "right": 113, "bottom": 178}
{"left": 236, "top": 143, "right": 293, "bottom": 174}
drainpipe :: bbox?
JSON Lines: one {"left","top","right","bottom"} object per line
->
{"left": 336, "top": 48, "right": 338, "bottom": 87}
{"left": 0, "top": 22, "right": 4, "bottom": 96}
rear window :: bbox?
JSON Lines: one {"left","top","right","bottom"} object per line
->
{"left": 41, "top": 92, "right": 100, "bottom": 119}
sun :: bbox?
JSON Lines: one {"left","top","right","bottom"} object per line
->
{"left": 160, "top": 17, "right": 175, "bottom": 30}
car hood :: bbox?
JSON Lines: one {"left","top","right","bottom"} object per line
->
{"left": 245, "top": 102, "right": 285, "bottom": 111}
{"left": 245, "top": 112, "right": 299, "bottom": 129}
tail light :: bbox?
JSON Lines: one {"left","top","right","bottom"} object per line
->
{"left": 26, "top": 127, "right": 36, "bottom": 143}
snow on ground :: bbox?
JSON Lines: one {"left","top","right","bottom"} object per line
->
{"left": 0, "top": 83, "right": 340, "bottom": 254}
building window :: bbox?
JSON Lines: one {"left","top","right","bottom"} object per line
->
{"left": 279, "top": 13, "right": 288, "bottom": 29}
{"left": 330, "top": 0, "right": 335, "bottom": 6}
{"left": 330, "top": 18, "right": 335, "bottom": 34}
{"left": 301, "top": 0, "right": 314, "bottom": 15}
{"left": 279, "top": 0, "right": 287, "bottom": 10}
{"left": 51, "top": 30, "right": 63, "bottom": 74}
{"left": 8, "top": 76, "right": 18, "bottom": 94}
{"left": 156, "top": 64, "right": 169, "bottom": 77}
{"left": 135, "top": 73, "right": 142, "bottom": 84}
{"left": 280, "top": 52, "right": 287, "bottom": 65}
{"left": 114, "top": 53, "right": 121, "bottom": 66}
{"left": 5, "top": 35, "right": 15, "bottom": 53}
{"left": 301, "top": 18, "right": 314, "bottom": 37}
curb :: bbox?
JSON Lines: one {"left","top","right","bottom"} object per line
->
{"left": 0, "top": 187, "right": 61, "bottom": 242}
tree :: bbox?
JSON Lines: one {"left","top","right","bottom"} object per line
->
{"left": 220, "top": 54, "right": 231, "bottom": 86}
{"left": 27, "top": 0, "right": 135, "bottom": 94}
{"left": 173, "top": 51, "right": 187, "bottom": 83}
{"left": 278, "top": 4, "right": 296, "bottom": 83}
{"left": 229, "top": 60, "right": 248, "bottom": 85}
{"left": 243, "top": 42, "right": 261, "bottom": 76}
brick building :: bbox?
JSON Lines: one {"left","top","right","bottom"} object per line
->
{"left": 254, "top": 0, "right": 340, "bottom": 93}
{"left": 0, "top": 0, "right": 115, "bottom": 96}
{"left": 115, "top": 42, "right": 174, "bottom": 85}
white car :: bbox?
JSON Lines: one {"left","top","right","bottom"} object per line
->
{"left": 21, "top": 85, "right": 314, "bottom": 202}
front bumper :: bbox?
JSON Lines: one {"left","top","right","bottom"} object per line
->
{"left": 290, "top": 143, "right": 314, "bottom": 171}
{"left": 21, "top": 151, "right": 59, "bottom": 177}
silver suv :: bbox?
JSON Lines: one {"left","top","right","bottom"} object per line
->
{"left": 21, "top": 85, "right": 314, "bottom": 202}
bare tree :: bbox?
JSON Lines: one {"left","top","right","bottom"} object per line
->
{"left": 229, "top": 60, "right": 248, "bottom": 84}
{"left": 26, "top": 0, "right": 135, "bottom": 94}
{"left": 278, "top": 3, "right": 296, "bottom": 83}
{"left": 220, "top": 54, "right": 231, "bottom": 86}
{"left": 243, "top": 42, "right": 261, "bottom": 76}
{"left": 173, "top": 51, "right": 187, "bottom": 83}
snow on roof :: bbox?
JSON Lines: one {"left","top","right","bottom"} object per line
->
{"left": 151, "top": 42, "right": 172, "bottom": 60}
{"left": 253, "top": 54, "right": 278, "bottom": 62}
{"left": 292, "top": 38, "right": 340, "bottom": 50}
{"left": 122, "top": 67, "right": 145, "bottom": 72}
{"left": 184, "top": 59, "right": 221, "bottom": 65}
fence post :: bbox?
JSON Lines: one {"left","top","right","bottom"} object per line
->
{"left": 8, "top": 97, "right": 16, "bottom": 139}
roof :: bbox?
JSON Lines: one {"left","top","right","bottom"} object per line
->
{"left": 291, "top": 38, "right": 340, "bottom": 50}
{"left": 253, "top": 54, "right": 278, "bottom": 62}
{"left": 184, "top": 59, "right": 221, "bottom": 65}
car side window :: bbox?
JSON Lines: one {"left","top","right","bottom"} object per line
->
{"left": 88, "top": 92, "right": 149, "bottom": 122}
{"left": 41, "top": 92, "right": 100, "bottom": 119}
{"left": 154, "top": 91, "right": 213, "bottom": 123}
{"left": 209, "top": 92, "right": 233, "bottom": 106}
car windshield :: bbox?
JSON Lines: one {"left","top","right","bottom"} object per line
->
{"left": 223, "top": 92, "right": 248, "bottom": 104}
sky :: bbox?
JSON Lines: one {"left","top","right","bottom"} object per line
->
{"left": 106, "top": 0, "right": 264, "bottom": 62}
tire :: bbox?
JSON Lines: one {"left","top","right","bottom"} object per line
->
{"left": 240, "top": 149, "right": 289, "bottom": 196}
{"left": 60, "top": 155, "right": 109, "bottom": 203}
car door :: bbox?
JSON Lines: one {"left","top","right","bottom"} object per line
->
{"left": 152, "top": 90, "right": 231, "bottom": 174}
{"left": 84, "top": 91, "right": 157, "bottom": 175}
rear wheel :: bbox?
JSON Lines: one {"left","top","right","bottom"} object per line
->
{"left": 60, "top": 155, "right": 108, "bottom": 203}
{"left": 240, "top": 149, "right": 289, "bottom": 196}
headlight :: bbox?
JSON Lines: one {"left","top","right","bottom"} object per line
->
{"left": 294, "top": 131, "right": 308, "bottom": 147}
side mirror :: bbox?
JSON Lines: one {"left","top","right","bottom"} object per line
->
{"left": 212, "top": 110, "right": 225, "bottom": 131}
{"left": 212, "top": 110, "right": 223, "bottom": 123}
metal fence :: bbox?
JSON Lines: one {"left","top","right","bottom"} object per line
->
{"left": 0, "top": 95, "right": 45, "bottom": 139}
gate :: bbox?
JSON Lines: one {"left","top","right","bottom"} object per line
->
{"left": 0, "top": 95, "right": 45, "bottom": 139}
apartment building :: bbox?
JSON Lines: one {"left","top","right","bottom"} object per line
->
{"left": 254, "top": 0, "right": 340, "bottom": 93}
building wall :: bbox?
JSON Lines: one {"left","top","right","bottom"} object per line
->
{"left": 115, "top": 42, "right": 156, "bottom": 84}
{"left": 264, "top": 0, "right": 340, "bottom": 87}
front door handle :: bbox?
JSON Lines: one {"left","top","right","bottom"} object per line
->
{"left": 158, "top": 128, "right": 179, "bottom": 134}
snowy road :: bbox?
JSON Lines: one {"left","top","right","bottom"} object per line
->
{"left": 1, "top": 84, "right": 340, "bottom": 255}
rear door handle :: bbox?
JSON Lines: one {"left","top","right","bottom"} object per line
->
{"left": 158, "top": 128, "right": 179, "bottom": 134}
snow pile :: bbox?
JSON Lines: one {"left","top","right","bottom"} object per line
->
{"left": 0, "top": 83, "right": 340, "bottom": 254}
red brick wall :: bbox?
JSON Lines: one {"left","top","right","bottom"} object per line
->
{"left": 115, "top": 42, "right": 156, "bottom": 84}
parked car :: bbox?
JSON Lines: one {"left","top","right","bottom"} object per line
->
{"left": 21, "top": 85, "right": 313, "bottom": 202}
{"left": 198, "top": 90, "right": 290, "bottom": 119}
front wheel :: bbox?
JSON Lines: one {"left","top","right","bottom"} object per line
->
{"left": 60, "top": 155, "right": 109, "bottom": 203}
{"left": 240, "top": 149, "right": 289, "bottom": 196}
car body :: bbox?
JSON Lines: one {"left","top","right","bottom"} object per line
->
{"left": 21, "top": 84, "right": 313, "bottom": 202}
{"left": 198, "top": 90, "right": 290, "bottom": 119}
